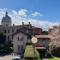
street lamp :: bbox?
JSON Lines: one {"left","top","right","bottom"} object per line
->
{"left": 31, "top": 36, "right": 38, "bottom": 59}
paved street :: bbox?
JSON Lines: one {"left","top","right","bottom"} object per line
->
{"left": 0, "top": 55, "right": 48, "bottom": 60}
{"left": 43, "top": 59, "right": 48, "bottom": 60}
{"left": 0, "top": 55, "right": 14, "bottom": 60}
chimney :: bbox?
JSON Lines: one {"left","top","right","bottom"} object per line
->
{"left": 22, "top": 22, "right": 24, "bottom": 26}
{"left": 13, "top": 24, "right": 15, "bottom": 26}
{"left": 28, "top": 22, "right": 31, "bottom": 29}
{"left": 29, "top": 22, "right": 31, "bottom": 25}
{"left": 29, "top": 22, "right": 30, "bottom": 24}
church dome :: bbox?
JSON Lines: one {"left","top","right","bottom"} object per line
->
{"left": 1, "top": 12, "right": 12, "bottom": 26}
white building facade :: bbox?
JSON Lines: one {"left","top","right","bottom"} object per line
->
{"left": 13, "top": 32, "right": 31, "bottom": 53}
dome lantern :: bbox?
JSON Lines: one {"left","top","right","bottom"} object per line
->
{"left": 5, "top": 11, "right": 8, "bottom": 16}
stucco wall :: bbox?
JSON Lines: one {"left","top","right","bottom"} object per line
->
{"left": 13, "top": 32, "right": 28, "bottom": 53}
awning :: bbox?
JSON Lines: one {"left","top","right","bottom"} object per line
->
{"left": 35, "top": 47, "right": 46, "bottom": 49}
{"left": 35, "top": 35, "right": 52, "bottom": 39}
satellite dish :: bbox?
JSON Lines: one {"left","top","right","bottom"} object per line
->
{"left": 31, "top": 36, "right": 38, "bottom": 44}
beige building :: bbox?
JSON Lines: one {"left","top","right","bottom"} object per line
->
{"left": 0, "top": 12, "right": 32, "bottom": 44}
{"left": 13, "top": 31, "right": 31, "bottom": 53}
{"left": 0, "top": 12, "right": 33, "bottom": 54}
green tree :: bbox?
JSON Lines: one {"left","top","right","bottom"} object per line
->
{"left": 0, "top": 32, "right": 6, "bottom": 47}
{"left": 0, "top": 32, "right": 13, "bottom": 54}
{"left": 24, "top": 44, "right": 40, "bottom": 60}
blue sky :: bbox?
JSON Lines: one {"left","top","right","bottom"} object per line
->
{"left": 0, "top": 0, "right": 60, "bottom": 30}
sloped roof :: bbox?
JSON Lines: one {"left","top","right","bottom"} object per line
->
{"left": 12, "top": 27, "right": 32, "bottom": 37}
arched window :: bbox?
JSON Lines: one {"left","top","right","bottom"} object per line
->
{"left": 18, "top": 36, "right": 19, "bottom": 40}
{"left": 8, "top": 30, "right": 10, "bottom": 33}
{"left": 4, "top": 30, "right": 6, "bottom": 33}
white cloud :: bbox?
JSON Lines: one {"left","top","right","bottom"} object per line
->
{"left": 0, "top": 8, "right": 59, "bottom": 31}
{"left": 25, "top": 19, "right": 59, "bottom": 31}
{"left": 18, "top": 9, "right": 28, "bottom": 17}
{"left": 32, "top": 12, "right": 43, "bottom": 17}
{"left": 12, "top": 10, "right": 18, "bottom": 15}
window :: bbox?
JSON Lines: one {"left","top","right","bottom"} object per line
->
{"left": 8, "top": 30, "right": 10, "bottom": 33}
{"left": 27, "top": 35, "right": 31, "bottom": 39}
{"left": 8, "top": 36, "right": 9, "bottom": 40}
{"left": 4, "top": 30, "right": 6, "bottom": 33}
{"left": 20, "top": 36, "right": 23, "bottom": 41}
{"left": 18, "top": 36, "right": 24, "bottom": 41}
{"left": 18, "top": 36, "right": 19, "bottom": 40}
{"left": 12, "top": 29, "right": 14, "bottom": 32}
{"left": 12, "top": 35, "right": 13, "bottom": 39}
{"left": 17, "top": 29, "right": 20, "bottom": 33}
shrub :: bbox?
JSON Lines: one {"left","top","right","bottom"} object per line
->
{"left": 4, "top": 47, "right": 13, "bottom": 53}
{"left": 52, "top": 47, "right": 60, "bottom": 57}
{"left": 0, "top": 47, "right": 13, "bottom": 54}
